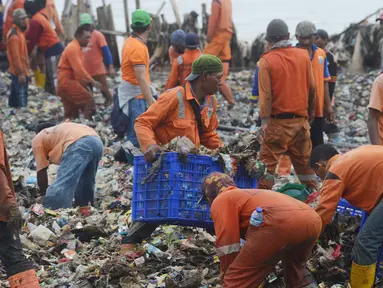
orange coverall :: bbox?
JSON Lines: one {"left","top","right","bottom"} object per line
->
{"left": 57, "top": 39, "right": 94, "bottom": 119}
{"left": 211, "top": 187, "right": 321, "bottom": 287}
{"left": 6, "top": 25, "right": 29, "bottom": 78}
{"left": 165, "top": 49, "right": 201, "bottom": 90}
{"left": 3, "top": 0, "right": 24, "bottom": 41}
{"left": 203, "top": 0, "right": 234, "bottom": 104}
{"left": 315, "top": 145, "right": 383, "bottom": 227}
{"left": 134, "top": 82, "right": 223, "bottom": 152}
{"left": 258, "top": 47, "right": 317, "bottom": 190}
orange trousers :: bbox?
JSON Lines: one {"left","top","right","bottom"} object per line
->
{"left": 204, "top": 31, "right": 234, "bottom": 104}
{"left": 57, "top": 78, "right": 94, "bottom": 120}
{"left": 224, "top": 207, "right": 322, "bottom": 288}
{"left": 258, "top": 118, "right": 317, "bottom": 189}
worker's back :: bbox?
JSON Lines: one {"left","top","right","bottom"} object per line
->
{"left": 31, "top": 12, "right": 59, "bottom": 51}
{"left": 177, "top": 49, "right": 201, "bottom": 86}
{"left": 261, "top": 47, "right": 311, "bottom": 117}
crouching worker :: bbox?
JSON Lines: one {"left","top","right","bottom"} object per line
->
{"left": 0, "top": 129, "right": 40, "bottom": 288}
{"left": 32, "top": 122, "right": 104, "bottom": 210}
{"left": 200, "top": 172, "right": 321, "bottom": 288}
{"left": 310, "top": 144, "right": 383, "bottom": 288}
{"left": 120, "top": 55, "right": 224, "bottom": 254}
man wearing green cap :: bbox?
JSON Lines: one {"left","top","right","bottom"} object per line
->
{"left": 80, "top": 13, "right": 114, "bottom": 106}
{"left": 115, "top": 9, "right": 156, "bottom": 146}
{"left": 119, "top": 54, "right": 224, "bottom": 254}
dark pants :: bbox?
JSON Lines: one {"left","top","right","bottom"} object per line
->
{"left": 9, "top": 74, "right": 28, "bottom": 108}
{"left": 310, "top": 117, "right": 324, "bottom": 148}
{"left": 45, "top": 55, "right": 59, "bottom": 95}
{"left": 126, "top": 98, "right": 147, "bottom": 147}
{"left": 0, "top": 222, "right": 34, "bottom": 277}
{"left": 352, "top": 201, "right": 383, "bottom": 265}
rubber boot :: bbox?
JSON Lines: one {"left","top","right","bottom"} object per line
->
{"left": 38, "top": 72, "right": 46, "bottom": 89}
{"left": 350, "top": 262, "right": 376, "bottom": 288}
{"left": 8, "top": 269, "right": 40, "bottom": 288}
{"left": 33, "top": 70, "right": 41, "bottom": 88}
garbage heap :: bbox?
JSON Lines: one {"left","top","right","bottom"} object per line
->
{"left": 0, "top": 68, "right": 376, "bottom": 287}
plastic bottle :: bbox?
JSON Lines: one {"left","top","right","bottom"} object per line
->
{"left": 250, "top": 207, "right": 263, "bottom": 227}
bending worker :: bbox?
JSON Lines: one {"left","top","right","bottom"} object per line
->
{"left": 165, "top": 32, "right": 201, "bottom": 90}
{"left": 367, "top": 72, "right": 383, "bottom": 145}
{"left": 32, "top": 122, "right": 104, "bottom": 210}
{"left": 0, "top": 129, "right": 40, "bottom": 288}
{"left": 203, "top": 0, "right": 234, "bottom": 104}
{"left": 200, "top": 172, "right": 321, "bottom": 288}
{"left": 257, "top": 19, "right": 317, "bottom": 190}
{"left": 79, "top": 13, "right": 115, "bottom": 106}
{"left": 310, "top": 144, "right": 383, "bottom": 288}
{"left": 57, "top": 25, "right": 104, "bottom": 119}
{"left": 119, "top": 55, "right": 224, "bottom": 254}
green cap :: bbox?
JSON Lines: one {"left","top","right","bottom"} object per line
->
{"left": 185, "top": 55, "right": 223, "bottom": 81}
{"left": 80, "top": 13, "right": 93, "bottom": 26}
{"left": 132, "top": 9, "right": 151, "bottom": 27}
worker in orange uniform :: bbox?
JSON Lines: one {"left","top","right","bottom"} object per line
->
{"left": 165, "top": 32, "right": 201, "bottom": 90}
{"left": 57, "top": 26, "right": 104, "bottom": 119}
{"left": 0, "top": 129, "right": 40, "bottom": 288}
{"left": 116, "top": 9, "right": 156, "bottom": 145}
{"left": 79, "top": 13, "right": 114, "bottom": 106}
{"left": 24, "top": 0, "right": 64, "bottom": 94}
{"left": 296, "top": 21, "right": 334, "bottom": 148}
{"left": 168, "top": 29, "right": 185, "bottom": 65}
{"left": 6, "top": 8, "right": 29, "bottom": 108}
{"left": 257, "top": 19, "right": 317, "bottom": 190}
{"left": 199, "top": 172, "right": 321, "bottom": 288}
{"left": 119, "top": 55, "right": 224, "bottom": 254}
{"left": 310, "top": 144, "right": 383, "bottom": 288}
{"left": 203, "top": 0, "right": 234, "bottom": 104}
{"left": 2, "top": 0, "right": 24, "bottom": 42}
{"left": 39, "top": 0, "right": 64, "bottom": 40}
{"left": 367, "top": 73, "right": 383, "bottom": 145}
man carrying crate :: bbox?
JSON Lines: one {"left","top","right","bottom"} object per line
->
{"left": 120, "top": 54, "right": 224, "bottom": 254}
{"left": 310, "top": 144, "right": 383, "bottom": 288}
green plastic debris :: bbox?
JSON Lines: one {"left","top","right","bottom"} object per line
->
{"left": 277, "top": 183, "right": 310, "bottom": 202}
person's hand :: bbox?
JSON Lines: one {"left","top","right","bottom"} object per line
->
{"left": 326, "top": 106, "right": 335, "bottom": 123}
{"left": 104, "top": 96, "right": 112, "bottom": 107}
{"left": 92, "top": 81, "right": 103, "bottom": 90}
{"left": 7, "top": 206, "right": 23, "bottom": 234}
{"left": 206, "top": 36, "right": 212, "bottom": 43}
{"left": 257, "top": 123, "right": 267, "bottom": 141}
{"left": 18, "top": 75, "right": 27, "bottom": 85}
{"left": 144, "top": 144, "right": 162, "bottom": 162}
{"left": 108, "top": 65, "right": 116, "bottom": 78}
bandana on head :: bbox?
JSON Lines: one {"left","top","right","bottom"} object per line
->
{"left": 200, "top": 172, "right": 236, "bottom": 204}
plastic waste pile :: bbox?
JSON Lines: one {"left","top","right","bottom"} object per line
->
{"left": 0, "top": 67, "right": 377, "bottom": 287}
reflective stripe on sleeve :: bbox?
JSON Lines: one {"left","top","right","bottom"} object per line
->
{"left": 176, "top": 90, "right": 185, "bottom": 119}
{"left": 216, "top": 243, "right": 241, "bottom": 257}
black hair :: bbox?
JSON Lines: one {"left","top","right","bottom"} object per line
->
{"left": 266, "top": 34, "right": 289, "bottom": 44}
{"left": 310, "top": 144, "right": 339, "bottom": 169}
{"left": 80, "top": 24, "right": 93, "bottom": 31}
{"left": 36, "top": 121, "right": 56, "bottom": 133}
{"left": 74, "top": 26, "right": 91, "bottom": 38}
{"left": 131, "top": 24, "right": 150, "bottom": 33}
{"left": 24, "top": 0, "right": 39, "bottom": 17}
{"left": 35, "top": 0, "right": 46, "bottom": 10}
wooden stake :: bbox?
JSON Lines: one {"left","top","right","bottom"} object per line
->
{"left": 169, "top": 0, "right": 182, "bottom": 27}
{"left": 123, "top": 0, "right": 130, "bottom": 34}
{"left": 135, "top": 0, "right": 141, "bottom": 9}
{"left": 156, "top": 1, "right": 166, "bottom": 16}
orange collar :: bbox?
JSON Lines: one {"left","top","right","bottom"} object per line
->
{"left": 326, "top": 154, "right": 341, "bottom": 173}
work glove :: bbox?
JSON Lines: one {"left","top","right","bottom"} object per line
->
{"left": 144, "top": 144, "right": 162, "bottom": 162}
{"left": 7, "top": 206, "right": 23, "bottom": 235}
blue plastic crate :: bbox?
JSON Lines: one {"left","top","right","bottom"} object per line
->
{"left": 132, "top": 153, "right": 258, "bottom": 228}
{"left": 336, "top": 198, "right": 367, "bottom": 226}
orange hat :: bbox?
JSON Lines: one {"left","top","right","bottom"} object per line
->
{"left": 199, "top": 172, "right": 236, "bottom": 204}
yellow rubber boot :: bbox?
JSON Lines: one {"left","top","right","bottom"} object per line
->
{"left": 350, "top": 262, "right": 376, "bottom": 288}
{"left": 38, "top": 72, "right": 46, "bottom": 88}
{"left": 33, "top": 70, "right": 41, "bottom": 87}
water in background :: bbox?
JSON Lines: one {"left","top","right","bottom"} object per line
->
{"left": 54, "top": 0, "right": 382, "bottom": 54}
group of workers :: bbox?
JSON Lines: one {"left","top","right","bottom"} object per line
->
{"left": 2, "top": 0, "right": 383, "bottom": 287}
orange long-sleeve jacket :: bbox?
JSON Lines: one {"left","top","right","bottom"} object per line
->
{"left": 134, "top": 82, "right": 223, "bottom": 152}
{"left": 6, "top": 25, "right": 29, "bottom": 77}
{"left": 315, "top": 145, "right": 383, "bottom": 228}
{"left": 0, "top": 130, "right": 16, "bottom": 222}
{"left": 207, "top": 0, "right": 233, "bottom": 39}
{"left": 3, "top": 0, "right": 24, "bottom": 40}
{"left": 211, "top": 187, "right": 317, "bottom": 275}
{"left": 57, "top": 39, "right": 93, "bottom": 86}
{"left": 165, "top": 49, "right": 201, "bottom": 90}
